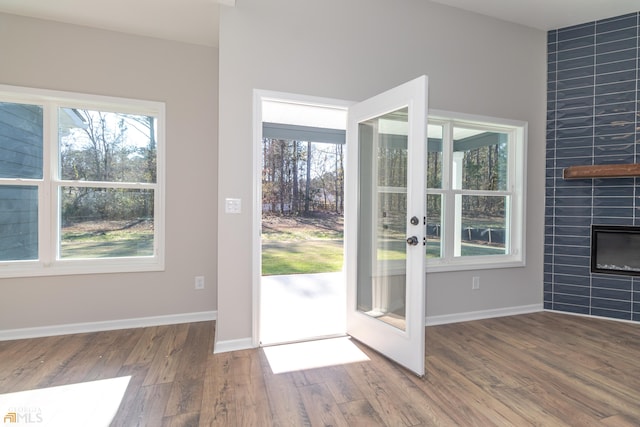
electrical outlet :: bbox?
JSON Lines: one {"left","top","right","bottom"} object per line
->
{"left": 472, "top": 276, "right": 480, "bottom": 290}
{"left": 195, "top": 276, "right": 205, "bottom": 290}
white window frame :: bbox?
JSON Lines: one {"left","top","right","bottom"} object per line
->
{"left": 426, "top": 109, "right": 526, "bottom": 273}
{"left": 0, "top": 84, "right": 165, "bottom": 278}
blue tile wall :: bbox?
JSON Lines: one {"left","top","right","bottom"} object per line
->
{"left": 545, "top": 12, "right": 640, "bottom": 322}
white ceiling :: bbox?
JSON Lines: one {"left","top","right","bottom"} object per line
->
{"left": 431, "top": 0, "right": 640, "bottom": 32}
{"left": 0, "top": 0, "right": 638, "bottom": 47}
{"left": 0, "top": 0, "right": 230, "bottom": 47}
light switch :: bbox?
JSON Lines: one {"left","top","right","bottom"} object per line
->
{"left": 225, "top": 198, "right": 242, "bottom": 214}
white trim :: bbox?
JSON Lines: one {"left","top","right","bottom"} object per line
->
{"left": 0, "top": 310, "right": 216, "bottom": 341}
{"left": 426, "top": 259, "right": 525, "bottom": 273}
{"left": 0, "top": 84, "right": 166, "bottom": 278}
{"left": 252, "top": 89, "right": 262, "bottom": 349}
{"left": 252, "top": 89, "right": 351, "bottom": 347}
{"left": 429, "top": 108, "right": 528, "bottom": 129}
{"left": 425, "top": 304, "right": 542, "bottom": 326}
{"left": 213, "top": 337, "right": 255, "bottom": 354}
{"left": 425, "top": 110, "right": 527, "bottom": 273}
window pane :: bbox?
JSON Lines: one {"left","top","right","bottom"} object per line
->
{"left": 0, "top": 102, "right": 43, "bottom": 179}
{"left": 0, "top": 186, "right": 38, "bottom": 261}
{"left": 459, "top": 195, "right": 507, "bottom": 256}
{"left": 60, "top": 187, "right": 154, "bottom": 259}
{"left": 426, "top": 193, "right": 442, "bottom": 258}
{"left": 59, "top": 108, "right": 157, "bottom": 183}
{"left": 453, "top": 127, "right": 508, "bottom": 191}
{"left": 427, "top": 124, "right": 442, "bottom": 189}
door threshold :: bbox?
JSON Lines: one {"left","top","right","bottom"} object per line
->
{"left": 260, "top": 332, "right": 347, "bottom": 348}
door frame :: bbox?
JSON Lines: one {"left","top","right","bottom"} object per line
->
{"left": 251, "top": 89, "right": 352, "bottom": 347}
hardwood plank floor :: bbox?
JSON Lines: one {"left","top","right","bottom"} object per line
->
{"left": 1, "top": 312, "right": 639, "bottom": 426}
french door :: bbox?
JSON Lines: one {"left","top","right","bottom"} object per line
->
{"left": 345, "top": 76, "right": 427, "bottom": 376}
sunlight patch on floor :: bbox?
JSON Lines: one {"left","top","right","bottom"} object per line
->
{"left": 260, "top": 272, "right": 346, "bottom": 345}
{"left": 0, "top": 376, "right": 130, "bottom": 426}
{"left": 263, "top": 337, "right": 369, "bottom": 374}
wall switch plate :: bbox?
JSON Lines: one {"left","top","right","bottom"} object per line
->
{"left": 195, "top": 276, "right": 205, "bottom": 290}
{"left": 472, "top": 276, "right": 480, "bottom": 290}
{"left": 225, "top": 198, "right": 241, "bottom": 214}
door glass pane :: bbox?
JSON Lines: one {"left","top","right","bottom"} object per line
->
{"left": 357, "top": 107, "right": 408, "bottom": 331}
{"left": 452, "top": 127, "right": 508, "bottom": 191}
{"left": 0, "top": 102, "right": 43, "bottom": 179}
{"left": 0, "top": 185, "right": 38, "bottom": 261}
{"left": 378, "top": 191, "right": 407, "bottom": 263}
{"left": 60, "top": 187, "right": 154, "bottom": 259}
{"left": 458, "top": 195, "right": 507, "bottom": 256}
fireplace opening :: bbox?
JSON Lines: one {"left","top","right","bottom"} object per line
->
{"left": 591, "top": 225, "right": 640, "bottom": 276}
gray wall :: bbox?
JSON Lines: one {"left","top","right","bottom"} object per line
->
{"left": 0, "top": 13, "right": 218, "bottom": 330}
{"left": 217, "top": 0, "right": 547, "bottom": 344}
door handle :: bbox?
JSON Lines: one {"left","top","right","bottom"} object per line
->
{"left": 406, "top": 236, "right": 419, "bottom": 246}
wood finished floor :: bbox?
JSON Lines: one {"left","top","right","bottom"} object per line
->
{"left": 1, "top": 312, "right": 639, "bottom": 426}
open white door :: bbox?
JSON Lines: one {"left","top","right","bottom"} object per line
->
{"left": 345, "top": 76, "right": 427, "bottom": 376}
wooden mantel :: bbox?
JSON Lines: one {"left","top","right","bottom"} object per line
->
{"left": 563, "top": 164, "right": 640, "bottom": 179}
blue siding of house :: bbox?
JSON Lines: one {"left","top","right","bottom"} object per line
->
{"left": 0, "top": 102, "right": 42, "bottom": 261}
{"left": 545, "top": 12, "right": 640, "bottom": 321}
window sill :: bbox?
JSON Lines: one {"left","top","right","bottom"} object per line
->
{"left": 373, "top": 256, "right": 526, "bottom": 275}
{"left": 0, "top": 258, "right": 164, "bottom": 279}
{"left": 426, "top": 257, "right": 525, "bottom": 273}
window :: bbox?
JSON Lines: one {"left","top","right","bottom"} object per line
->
{"left": 426, "top": 111, "right": 526, "bottom": 272}
{"left": 0, "top": 85, "right": 164, "bottom": 277}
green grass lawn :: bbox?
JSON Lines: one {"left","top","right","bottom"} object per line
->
{"left": 61, "top": 229, "right": 153, "bottom": 258}
{"left": 461, "top": 243, "right": 505, "bottom": 256}
{"left": 261, "top": 214, "right": 506, "bottom": 275}
{"left": 262, "top": 239, "right": 343, "bottom": 275}
{"left": 262, "top": 237, "right": 505, "bottom": 275}
{"left": 262, "top": 213, "right": 345, "bottom": 275}
{"left": 426, "top": 240, "right": 505, "bottom": 258}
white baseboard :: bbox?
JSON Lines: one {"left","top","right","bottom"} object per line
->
{"left": 425, "top": 303, "right": 543, "bottom": 326}
{"left": 0, "top": 310, "right": 217, "bottom": 341}
{"left": 212, "top": 305, "right": 545, "bottom": 353}
{"left": 213, "top": 336, "right": 255, "bottom": 354}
